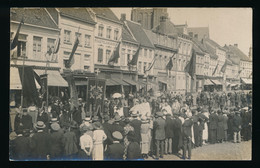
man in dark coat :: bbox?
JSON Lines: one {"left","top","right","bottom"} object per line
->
{"left": 232, "top": 111, "right": 242, "bottom": 143}
{"left": 51, "top": 100, "right": 61, "bottom": 119}
{"left": 11, "top": 129, "right": 31, "bottom": 160}
{"left": 105, "top": 131, "right": 124, "bottom": 160}
{"left": 153, "top": 112, "right": 166, "bottom": 159}
{"left": 164, "top": 114, "right": 174, "bottom": 154}
{"left": 102, "top": 115, "right": 114, "bottom": 147}
{"left": 14, "top": 110, "right": 23, "bottom": 135}
{"left": 30, "top": 121, "right": 51, "bottom": 160}
{"left": 111, "top": 115, "right": 125, "bottom": 142}
{"left": 191, "top": 109, "right": 199, "bottom": 148}
{"left": 216, "top": 110, "right": 225, "bottom": 143}
{"left": 223, "top": 112, "right": 229, "bottom": 142}
{"left": 208, "top": 110, "right": 218, "bottom": 144}
{"left": 242, "top": 109, "right": 252, "bottom": 141}
{"left": 49, "top": 122, "right": 64, "bottom": 159}
{"left": 126, "top": 131, "right": 141, "bottom": 160}
{"left": 182, "top": 114, "right": 193, "bottom": 160}
{"left": 172, "top": 113, "right": 183, "bottom": 155}
{"left": 129, "top": 112, "right": 142, "bottom": 144}
{"left": 21, "top": 109, "right": 33, "bottom": 130}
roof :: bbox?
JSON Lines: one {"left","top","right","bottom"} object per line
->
{"left": 152, "top": 19, "right": 179, "bottom": 36}
{"left": 10, "top": 8, "right": 59, "bottom": 29}
{"left": 91, "top": 8, "right": 121, "bottom": 24}
{"left": 187, "top": 27, "right": 210, "bottom": 40}
{"left": 192, "top": 41, "right": 204, "bottom": 55}
{"left": 201, "top": 38, "right": 218, "bottom": 59}
{"left": 122, "top": 25, "right": 138, "bottom": 44}
{"left": 57, "top": 8, "right": 96, "bottom": 25}
{"left": 225, "top": 45, "right": 251, "bottom": 62}
{"left": 45, "top": 8, "right": 59, "bottom": 24}
{"left": 125, "top": 20, "right": 154, "bottom": 48}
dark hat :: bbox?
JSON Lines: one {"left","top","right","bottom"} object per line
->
{"left": 93, "top": 122, "right": 103, "bottom": 130}
{"left": 22, "top": 129, "right": 30, "bottom": 137}
{"left": 112, "top": 131, "right": 123, "bottom": 141}
{"left": 103, "top": 115, "right": 110, "bottom": 122}
{"left": 70, "top": 120, "right": 78, "bottom": 128}
{"left": 127, "top": 131, "right": 137, "bottom": 142}
{"left": 35, "top": 121, "right": 46, "bottom": 129}
{"left": 51, "top": 123, "right": 61, "bottom": 131}
{"left": 22, "top": 108, "right": 28, "bottom": 113}
{"left": 114, "top": 115, "right": 121, "bottom": 122}
{"left": 92, "top": 116, "right": 99, "bottom": 122}
{"left": 81, "top": 124, "right": 93, "bottom": 132}
{"left": 124, "top": 118, "right": 131, "bottom": 124}
{"left": 201, "top": 108, "right": 208, "bottom": 113}
{"left": 217, "top": 110, "right": 222, "bottom": 114}
{"left": 156, "top": 112, "right": 163, "bottom": 117}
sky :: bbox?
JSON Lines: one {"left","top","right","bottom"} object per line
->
{"left": 111, "top": 8, "right": 252, "bottom": 55}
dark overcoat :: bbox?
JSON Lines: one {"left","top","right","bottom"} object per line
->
{"left": 106, "top": 143, "right": 124, "bottom": 160}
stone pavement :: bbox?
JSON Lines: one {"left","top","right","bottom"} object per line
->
{"left": 145, "top": 140, "right": 251, "bottom": 161}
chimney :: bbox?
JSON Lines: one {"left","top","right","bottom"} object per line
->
{"left": 120, "top": 13, "right": 126, "bottom": 21}
{"left": 159, "top": 16, "right": 167, "bottom": 34}
{"left": 234, "top": 44, "right": 238, "bottom": 47}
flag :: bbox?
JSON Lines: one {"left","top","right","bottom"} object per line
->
{"left": 128, "top": 44, "right": 141, "bottom": 66}
{"left": 144, "top": 56, "right": 156, "bottom": 73}
{"left": 47, "top": 47, "right": 52, "bottom": 56}
{"left": 220, "top": 61, "right": 227, "bottom": 73}
{"left": 66, "top": 37, "right": 79, "bottom": 68}
{"left": 212, "top": 61, "right": 219, "bottom": 76}
{"left": 10, "top": 18, "right": 24, "bottom": 50}
{"left": 53, "top": 38, "right": 60, "bottom": 54}
{"left": 65, "top": 73, "right": 78, "bottom": 111}
{"left": 108, "top": 42, "right": 121, "bottom": 64}
{"left": 236, "top": 68, "right": 244, "bottom": 78}
{"left": 166, "top": 54, "right": 175, "bottom": 70}
{"left": 185, "top": 49, "right": 196, "bottom": 79}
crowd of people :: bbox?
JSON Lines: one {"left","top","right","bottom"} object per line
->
{"left": 9, "top": 90, "right": 252, "bottom": 161}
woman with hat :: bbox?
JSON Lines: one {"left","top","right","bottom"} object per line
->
{"left": 30, "top": 121, "right": 51, "bottom": 160}
{"left": 92, "top": 122, "right": 107, "bottom": 160}
{"left": 78, "top": 125, "right": 93, "bottom": 160}
{"left": 105, "top": 131, "right": 124, "bottom": 160}
{"left": 140, "top": 116, "right": 150, "bottom": 159}
{"left": 130, "top": 111, "right": 142, "bottom": 144}
{"left": 123, "top": 117, "right": 134, "bottom": 160}
{"left": 49, "top": 122, "right": 64, "bottom": 159}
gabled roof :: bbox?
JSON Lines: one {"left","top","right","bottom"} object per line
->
{"left": 192, "top": 40, "right": 204, "bottom": 56}
{"left": 152, "top": 19, "right": 179, "bottom": 36}
{"left": 125, "top": 20, "right": 154, "bottom": 48}
{"left": 225, "top": 45, "right": 251, "bottom": 62}
{"left": 10, "top": 8, "right": 59, "bottom": 29}
{"left": 91, "top": 8, "right": 121, "bottom": 24}
{"left": 122, "top": 25, "right": 138, "bottom": 44}
{"left": 56, "top": 8, "right": 96, "bottom": 25}
{"left": 201, "top": 38, "right": 219, "bottom": 59}
{"left": 187, "top": 27, "right": 210, "bottom": 40}
{"left": 192, "top": 38, "right": 207, "bottom": 53}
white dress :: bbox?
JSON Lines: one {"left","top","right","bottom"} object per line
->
{"left": 92, "top": 129, "right": 107, "bottom": 160}
{"left": 202, "top": 112, "right": 209, "bottom": 141}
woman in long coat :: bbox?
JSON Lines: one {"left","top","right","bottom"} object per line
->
{"left": 140, "top": 116, "right": 150, "bottom": 158}
{"left": 62, "top": 124, "right": 78, "bottom": 159}
{"left": 92, "top": 122, "right": 107, "bottom": 160}
{"left": 216, "top": 110, "right": 225, "bottom": 143}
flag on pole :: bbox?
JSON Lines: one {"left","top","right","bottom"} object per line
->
{"left": 53, "top": 37, "right": 60, "bottom": 54}
{"left": 128, "top": 44, "right": 141, "bottom": 66}
{"left": 66, "top": 37, "right": 79, "bottom": 68}
{"left": 212, "top": 61, "right": 219, "bottom": 76}
{"left": 166, "top": 54, "right": 175, "bottom": 70}
{"left": 185, "top": 49, "right": 196, "bottom": 80}
{"left": 10, "top": 18, "right": 24, "bottom": 50}
{"left": 220, "top": 60, "right": 227, "bottom": 73}
{"left": 108, "top": 42, "right": 121, "bottom": 65}
{"left": 144, "top": 56, "right": 156, "bottom": 73}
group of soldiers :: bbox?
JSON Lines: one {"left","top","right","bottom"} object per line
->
{"left": 9, "top": 90, "right": 252, "bottom": 160}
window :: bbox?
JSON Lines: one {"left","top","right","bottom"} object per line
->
{"left": 64, "top": 30, "right": 71, "bottom": 43}
{"left": 106, "top": 28, "right": 111, "bottom": 39}
{"left": 114, "top": 29, "right": 119, "bottom": 40}
{"left": 75, "top": 32, "right": 81, "bottom": 45}
{"left": 12, "top": 34, "right": 27, "bottom": 58}
{"left": 149, "top": 50, "right": 152, "bottom": 58}
{"left": 85, "top": 35, "right": 91, "bottom": 47}
{"left": 106, "top": 49, "right": 111, "bottom": 63}
{"left": 138, "top": 61, "right": 142, "bottom": 72}
{"left": 98, "top": 48, "right": 103, "bottom": 63}
{"left": 183, "top": 43, "right": 186, "bottom": 54}
{"left": 33, "top": 36, "right": 42, "bottom": 59}
{"left": 127, "top": 49, "right": 131, "bottom": 63}
{"left": 84, "top": 66, "right": 90, "bottom": 70}
{"left": 144, "top": 49, "right": 147, "bottom": 57}
{"left": 143, "top": 62, "right": 147, "bottom": 73}
{"left": 47, "top": 38, "right": 55, "bottom": 53}
{"left": 84, "top": 54, "right": 90, "bottom": 62}
{"left": 98, "top": 25, "right": 104, "bottom": 37}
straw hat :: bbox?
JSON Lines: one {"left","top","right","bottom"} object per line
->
{"left": 112, "top": 131, "right": 123, "bottom": 141}
{"left": 50, "top": 118, "right": 59, "bottom": 123}
{"left": 35, "top": 121, "right": 46, "bottom": 129}
{"left": 131, "top": 111, "right": 138, "bottom": 117}
{"left": 51, "top": 123, "right": 61, "bottom": 131}
{"left": 84, "top": 117, "right": 91, "bottom": 122}
{"left": 141, "top": 116, "right": 149, "bottom": 123}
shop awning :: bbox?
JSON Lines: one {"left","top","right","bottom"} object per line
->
{"left": 241, "top": 78, "right": 252, "bottom": 85}
{"left": 106, "top": 79, "right": 119, "bottom": 86}
{"left": 75, "top": 80, "right": 88, "bottom": 86}
{"left": 123, "top": 78, "right": 138, "bottom": 86}
{"left": 112, "top": 78, "right": 129, "bottom": 86}
{"left": 158, "top": 79, "right": 167, "bottom": 84}
{"left": 210, "top": 79, "right": 222, "bottom": 85}
{"left": 10, "top": 67, "right": 40, "bottom": 90}
{"left": 204, "top": 79, "right": 214, "bottom": 85}
{"left": 226, "top": 82, "right": 231, "bottom": 86}
{"left": 34, "top": 70, "right": 68, "bottom": 87}
{"left": 10, "top": 67, "right": 22, "bottom": 90}
{"left": 230, "top": 83, "right": 239, "bottom": 87}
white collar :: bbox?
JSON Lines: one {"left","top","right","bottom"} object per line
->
{"left": 17, "top": 134, "right": 23, "bottom": 137}
{"left": 113, "top": 141, "right": 120, "bottom": 143}
{"left": 37, "top": 130, "right": 44, "bottom": 132}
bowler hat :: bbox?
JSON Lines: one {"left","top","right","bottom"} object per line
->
{"left": 35, "top": 121, "right": 46, "bottom": 129}
{"left": 103, "top": 115, "right": 110, "bottom": 122}
{"left": 92, "top": 116, "right": 99, "bottom": 122}
{"left": 114, "top": 115, "right": 121, "bottom": 122}
{"left": 70, "top": 121, "right": 78, "bottom": 128}
{"left": 112, "top": 131, "right": 123, "bottom": 141}
{"left": 51, "top": 123, "right": 61, "bottom": 131}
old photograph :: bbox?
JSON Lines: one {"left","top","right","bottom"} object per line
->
{"left": 9, "top": 7, "right": 252, "bottom": 161}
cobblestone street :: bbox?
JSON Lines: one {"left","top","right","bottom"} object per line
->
{"left": 145, "top": 140, "right": 251, "bottom": 161}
